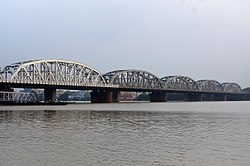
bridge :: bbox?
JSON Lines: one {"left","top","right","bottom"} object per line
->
{"left": 0, "top": 91, "right": 37, "bottom": 104}
{"left": 0, "top": 59, "right": 248, "bottom": 103}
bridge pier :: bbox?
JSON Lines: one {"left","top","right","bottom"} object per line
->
{"left": 150, "top": 92, "right": 167, "bottom": 102}
{"left": 44, "top": 88, "right": 56, "bottom": 103}
{"left": 112, "top": 91, "right": 120, "bottom": 103}
{"left": 91, "top": 90, "right": 113, "bottom": 103}
{"left": 185, "top": 93, "right": 202, "bottom": 102}
{"left": 213, "top": 94, "right": 227, "bottom": 101}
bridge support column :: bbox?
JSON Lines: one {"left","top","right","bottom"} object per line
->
{"left": 91, "top": 90, "right": 113, "bottom": 103}
{"left": 185, "top": 93, "right": 202, "bottom": 102}
{"left": 150, "top": 92, "right": 167, "bottom": 102}
{"left": 213, "top": 94, "right": 227, "bottom": 101}
{"left": 44, "top": 88, "right": 56, "bottom": 103}
{"left": 112, "top": 91, "right": 120, "bottom": 103}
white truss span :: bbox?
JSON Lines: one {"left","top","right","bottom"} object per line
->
{"left": 103, "top": 70, "right": 162, "bottom": 89}
{"left": 0, "top": 91, "right": 37, "bottom": 103}
{"left": 0, "top": 60, "right": 107, "bottom": 87}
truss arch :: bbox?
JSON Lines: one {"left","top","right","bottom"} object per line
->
{"left": 196, "top": 80, "right": 223, "bottom": 92}
{"left": 221, "top": 82, "right": 241, "bottom": 93}
{"left": 161, "top": 76, "right": 198, "bottom": 91}
{"left": 0, "top": 60, "right": 106, "bottom": 86}
{"left": 103, "top": 69, "right": 161, "bottom": 89}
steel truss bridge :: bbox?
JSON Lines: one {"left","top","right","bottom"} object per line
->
{"left": 0, "top": 91, "right": 37, "bottom": 103}
{"left": 0, "top": 59, "right": 247, "bottom": 103}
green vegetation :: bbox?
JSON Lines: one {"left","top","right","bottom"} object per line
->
{"left": 137, "top": 92, "right": 150, "bottom": 101}
{"left": 58, "top": 91, "right": 69, "bottom": 101}
{"left": 31, "top": 90, "right": 44, "bottom": 101}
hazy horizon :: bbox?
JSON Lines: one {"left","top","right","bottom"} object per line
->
{"left": 0, "top": 0, "right": 249, "bottom": 88}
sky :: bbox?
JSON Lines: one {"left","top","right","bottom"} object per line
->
{"left": 0, "top": 0, "right": 250, "bottom": 87}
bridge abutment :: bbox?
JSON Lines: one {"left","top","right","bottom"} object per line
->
{"left": 150, "top": 92, "right": 167, "bottom": 102}
{"left": 44, "top": 88, "right": 56, "bottom": 103}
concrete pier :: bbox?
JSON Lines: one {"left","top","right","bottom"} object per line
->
{"left": 185, "top": 93, "right": 202, "bottom": 102}
{"left": 213, "top": 94, "right": 227, "bottom": 101}
{"left": 150, "top": 92, "right": 167, "bottom": 102}
{"left": 44, "top": 88, "right": 56, "bottom": 103}
{"left": 112, "top": 91, "right": 120, "bottom": 103}
{"left": 91, "top": 90, "right": 113, "bottom": 103}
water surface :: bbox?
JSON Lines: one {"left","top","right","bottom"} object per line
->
{"left": 0, "top": 101, "right": 250, "bottom": 166}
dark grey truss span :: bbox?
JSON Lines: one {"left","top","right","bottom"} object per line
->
{"left": 196, "top": 80, "right": 223, "bottom": 92}
{"left": 161, "top": 76, "right": 198, "bottom": 91}
{"left": 103, "top": 70, "right": 162, "bottom": 89}
{"left": 221, "top": 82, "right": 241, "bottom": 93}
{"left": 0, "top": 59, "right": 242, "bottom": 93}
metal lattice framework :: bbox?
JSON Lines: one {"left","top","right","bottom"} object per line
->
{"left": 0, "top": 60, "right": 107, "bottom": 86}
{"left": 161, "top": 76, "right": 198, "bottom": 91}
{"left": 196, "top": 80, "right": 223, "bottom": 92}
{"left": 0, "top": 91, "right": 37, "bottom": 103}
{"left": 103, "top": 70, "right": 162, "bottom": 89}
{"left": 221, "top": 82, "right": 241, "bottom": 93}
{"left": 0, "top": 68, "right": 2, "bottom": 80}
{"left": 0, "top": 59, "right": 243, "bottom": 94}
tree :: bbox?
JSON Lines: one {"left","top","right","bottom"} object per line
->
{"left": 31, "top": 90, "right": 44, "bottom": 101}
{"left": 58, "top": 91, "right": 69, "bottom": 101}
{"left": 137, "top": 93, "right": 150, "bottom": 101}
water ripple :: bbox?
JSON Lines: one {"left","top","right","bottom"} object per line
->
{"left": 0, "top": 102, "right": 250, "bottom": 166}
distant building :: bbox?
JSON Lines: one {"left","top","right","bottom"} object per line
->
{"left": 119, "top": 92, "right": 137, "bottom": 101}
{"left": 68, "top": 91, "right": 85, "bottom": 101}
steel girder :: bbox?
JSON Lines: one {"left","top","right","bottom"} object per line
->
{"left": 0, "top": 60, "right": 243, "bottom": 93}
{"left": 0, "top": 91, "right": 37, "bottom": 102}
{"left": 196, "top": 80, "right": 223, "bottom": 92}
{"left": 0, "top": 60, "right": 106, "bottom": 86}
{"left": 103, "top": 70, "right": 161, "bottom": 89}
{"left": 161, "top": 76, "right": 198, "bottom": 91}
{"left": 221, "top": 82, "right": 241, "bottom": 93}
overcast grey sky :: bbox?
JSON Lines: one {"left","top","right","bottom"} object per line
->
{"left": 0, "top": 0, "right": 250, "bottom": 87}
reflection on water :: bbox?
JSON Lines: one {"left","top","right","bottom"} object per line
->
{"left": 0, "top": 103, "right": 250, "bottom": 166}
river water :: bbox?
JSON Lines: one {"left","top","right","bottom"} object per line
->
{"left": 0, "top": 101, "right": 250, "bottom": 166}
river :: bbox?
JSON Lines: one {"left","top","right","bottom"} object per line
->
{"left": 0, "top": 101, "right": 250, "bottom": 166}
